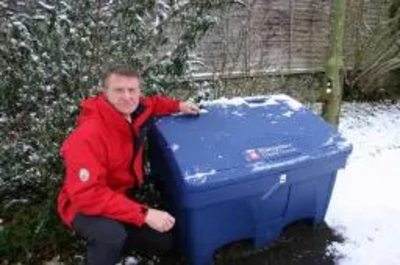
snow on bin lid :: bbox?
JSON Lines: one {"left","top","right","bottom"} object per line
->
{"left": 154, "top": 94, "right": 352, "bottom": 189}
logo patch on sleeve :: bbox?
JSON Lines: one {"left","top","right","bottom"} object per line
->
{"left": 78, "top": 168, "right": 90, "bottom": 182}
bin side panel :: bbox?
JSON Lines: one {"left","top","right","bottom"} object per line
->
{"left": 178, "top": 199, "right": 256, "bottom": 265}
{"left": 285, "top": 172, "right": 338, "bottom": 224}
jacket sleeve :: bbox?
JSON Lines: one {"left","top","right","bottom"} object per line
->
{"left": 62, "top": 136, "right": 148, "bottom": 226}
{"left": 144, "top": 95, "right": 181, "bottom": 117}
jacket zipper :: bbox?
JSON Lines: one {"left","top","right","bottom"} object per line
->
{"left": 129, "top": 124, "right": 139, "bottom": 185}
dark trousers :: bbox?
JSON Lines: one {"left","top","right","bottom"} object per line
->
{"left": 73, "top": 213, "right": 175, "bottom": 265}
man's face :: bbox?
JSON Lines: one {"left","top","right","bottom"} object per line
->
{"left": 104, "top": 74, "right": 141, "bottom": 117}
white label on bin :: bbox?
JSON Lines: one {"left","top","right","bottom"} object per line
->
{"left": 279, "top": 174, "right": 287, "bottom": 184}
{"left": 244, "top": 149, "right": 262, "bottom": 161}
{"left": 257, "top": 144, "right": 298, "bottom": 159}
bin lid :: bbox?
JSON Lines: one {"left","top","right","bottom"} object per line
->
{"left": 153, "top": 94, "right": 352, "bottom": 190}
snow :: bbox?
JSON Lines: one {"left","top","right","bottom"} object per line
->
{"left": 185, "top": 169, "right": 216, "bottom": 183}
{"left": 273, "top": 94, "right": 303, "bottom": 110}
{"left": 172, "top": 0, "right": 190, "bottom": 10}
{"left": 0, "top": 115, "right": 7, "bottom": 123}
{"left": 201, "top": 94, "right": 304, "bottom": 111}
{"left": 11, "top": 21, "right": 28, "bottom": 32}
{"left": 232, "top": 110, "right": 244, "bottom": 117}
{"left": 170, "top": 143, "right": 180, "bottom": 152}
{"left": 38, "top": 1, "right": 55, "bottom": 11}
{"left": 282, "top": 111, "right": 294, "bottom": 117}
{"left": 4, "top": 199, "right": 30, "bottom": 210}
{"left": 116, "top": 256, "right": 140, "bottom": 265}
{"left": 31, "top": 54, "right": 40, "bottom": 62}
{"left": 22, "top": 144, "right": 34, "bottom": 152}
{"left": 326, "top": 102, "right": 400, "bottom": 265}
{"left": 202, "top": 96, "right": 247, "bottom": 106}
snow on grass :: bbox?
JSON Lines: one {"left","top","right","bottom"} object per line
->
{"left": 326, "top": 102, "right": 400, "bottom": 265}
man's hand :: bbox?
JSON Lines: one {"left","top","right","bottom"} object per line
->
{"left": 144, "top": 208, "right": 175, "bottom": 233}
{"left": 179, "top": 101, "right": 200, "bottom": 115}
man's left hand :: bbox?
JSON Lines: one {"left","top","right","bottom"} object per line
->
{"left": 179, "top": 101, "right": 200, "bottom": 115}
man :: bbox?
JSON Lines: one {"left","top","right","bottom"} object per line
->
{"left": 57, "top": 66, "right": 200, "bottom": 265}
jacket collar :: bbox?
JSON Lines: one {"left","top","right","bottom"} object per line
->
{"left": 78, "top": 93, "right": 149, "bottom": 139}
{"left": 96, "top": 94, "right": 133, "bottom": 139}
{"left": 130, "top": 102, "right": 145, "bottom": 123}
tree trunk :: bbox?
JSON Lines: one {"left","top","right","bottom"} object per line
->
{"left": 321, "top": 0, "right": 347, "bottom": 127}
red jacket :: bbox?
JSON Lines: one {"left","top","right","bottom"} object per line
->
{"left": 57, "top": 93, "right": 180, "bottom": 227}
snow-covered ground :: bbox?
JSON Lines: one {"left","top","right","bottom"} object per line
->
{"left": 326, "top": 102, "right": 400, "bottom": 265}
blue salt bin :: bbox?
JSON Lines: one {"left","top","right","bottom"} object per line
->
{"left": 148, "top": 95, "right": 352, "bottom": 265}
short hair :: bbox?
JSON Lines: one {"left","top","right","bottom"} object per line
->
{"left": 101, "top": 65, "right": 142, "bottom": 87}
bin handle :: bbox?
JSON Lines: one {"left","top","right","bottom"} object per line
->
{"left": 244, "top": 97, "right": 268, "bottom": 105}
{"left": 261, "top": 174, "right": 287, "bottom": 201}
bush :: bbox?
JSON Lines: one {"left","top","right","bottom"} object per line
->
{"left": 0, "top": 0, "right": 239, "bottom": 262}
